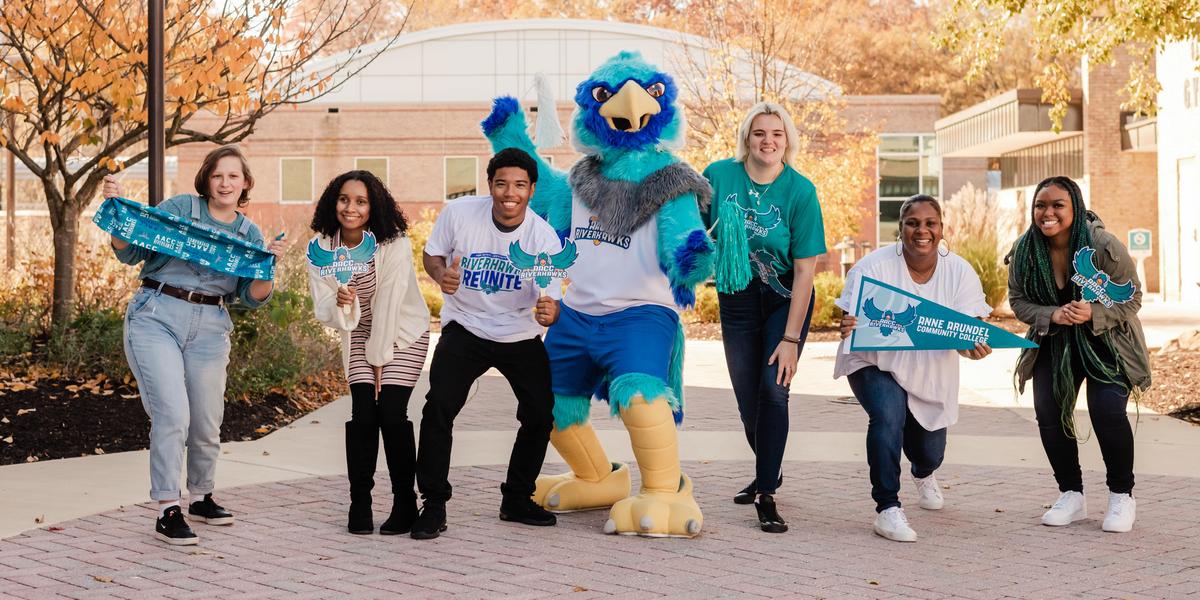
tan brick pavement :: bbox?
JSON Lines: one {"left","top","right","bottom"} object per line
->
{"left": 2, "top": 461, "right": 1198, "bottom": 599}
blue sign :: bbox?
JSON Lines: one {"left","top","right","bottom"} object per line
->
{"left": 1071, "top": 247, "right": 1136, "bottom": 308}
{"left": 93, "top": 196, "right": 275, "bottom": 280}
{"left": 850, "top": 276, "right": 1036, "bottom": 351}
{"left": 306, "top": 232, "right": 378, "bottom": 285}
{"left": 508, "top": 239, "right": 577, "bottom": 289}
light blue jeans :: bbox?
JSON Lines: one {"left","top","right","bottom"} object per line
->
{"left": 123, "top": 287, "right": 233, "bottom": 501}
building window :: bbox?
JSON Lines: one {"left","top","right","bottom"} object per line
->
{"left": 877, "top": 134, "right": 939, "bottom": 243}
{"left": 355, "top": 157, "right": 389, "bottom": 185}
{"left": 280, "top": 158, "right": 314, "bottom": 203}
{"left": 998, "top": 136, "right": 1083, "bottom": 189}
{"left": 444, "top": 157, "right": 478, "bottom": 201}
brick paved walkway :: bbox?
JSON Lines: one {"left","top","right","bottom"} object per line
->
{"left": 3, "top": 460, "right": 1198, "bottom": 599}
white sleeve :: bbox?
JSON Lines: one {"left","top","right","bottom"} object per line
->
{"left": 423, "top": 205, "right": 455, "bottom": 258}
{"left": 835, "top": 266, "right": 863, "bottom": 313}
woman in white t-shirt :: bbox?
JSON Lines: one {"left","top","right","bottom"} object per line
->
{"left": 833, "top": 195, "right": 993, "bottom": 542}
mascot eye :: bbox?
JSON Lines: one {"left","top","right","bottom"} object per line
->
{"left": 591, "top": 87, "right": 612, "bottom": 102}
{"left": 646, "top": 82, "right": 666, "bottom": 98}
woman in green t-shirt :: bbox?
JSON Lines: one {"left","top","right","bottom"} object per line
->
{"left": 702, "top": 102, "right": 827, "bottom": 533}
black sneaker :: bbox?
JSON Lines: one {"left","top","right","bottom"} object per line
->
{"left": 499, "top": 496, "right": 557, "bottom": 527}
{"left": 734, "top": 474, "right": 784, "bottom": 505}
{"left": 156, "top": 506, "right": 199, "bottom": 545}
{"left": 410, "top": 503, "right": 447, "bottom": 540}
{"left": 188, "top": 494, "right": 234, "bottom": 526}
{"left": 755, "top": 494, "right": 788, "bottom": 534}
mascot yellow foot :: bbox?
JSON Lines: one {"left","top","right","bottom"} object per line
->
{"left": 604, "top": 395, "right": 702, "bottom": 538}
{"left": 534, "top": 423, "right": 631, "bottom": 512}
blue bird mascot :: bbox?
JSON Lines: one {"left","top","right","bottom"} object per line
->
{"left": 482, "top": 52, "right": 715, "bottom": 537}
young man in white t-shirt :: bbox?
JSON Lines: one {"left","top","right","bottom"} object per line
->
{"left": 413, "top": 148, "right": 564, "bottom": 539}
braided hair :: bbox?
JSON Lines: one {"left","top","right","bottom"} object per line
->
{"left": 1011, "top": 176, "right": 1129, "bottom": 436}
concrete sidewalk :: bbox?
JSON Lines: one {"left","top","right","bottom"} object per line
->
{"left": 1, "top": 306, "right": 1197, "bottom": 598}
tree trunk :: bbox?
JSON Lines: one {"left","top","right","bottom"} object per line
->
{"left": 49, "top": 203, "right": 81, "bottom": 332}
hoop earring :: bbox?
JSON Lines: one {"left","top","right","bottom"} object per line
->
{"left": 938, "top": 239, "right": 950, "bottom": 258}
{"left": 895, "top": 241, "right": 903, "bottom": 256}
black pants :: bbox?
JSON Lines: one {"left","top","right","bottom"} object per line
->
{"left": 349, "top": 383, "right": 414, "bottom": 428}
{"left": 1031, "top": 345, "right": 1134, "bottom": 494}
{"left": 415, "top": 321, "right": 555, "bottom": 505}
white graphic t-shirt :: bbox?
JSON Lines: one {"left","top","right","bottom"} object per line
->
{"left": 564, "top": 196, "right": 676, "bottom": 316}
{"left": 424, "top": 196, "right": 563, "bottom": 343}
{"left": 833, "top": 246, "right": 992, "bottom": 430}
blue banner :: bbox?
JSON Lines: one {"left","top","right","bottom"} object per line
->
{"left": 850, "top": 276, "right": 1036, "bottom": 351}
{"left": 93, "top": 196, "right": 275, "bottom": 280}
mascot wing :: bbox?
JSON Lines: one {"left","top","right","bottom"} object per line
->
{"left": 347, "top": 231, "right": 378, "bottom": 263}
{"left": 306, "top": 237, "right": 334, "bottom": 268}
{"left": 863, "top": 297, "right": 885, "bottom": 320}
{"left": 481, "top": 96, "right": 572, "bottom": 237}
{"left": 1106, "top": 277, "right": 1137, "bottom": 304}
{"left": 895, "top": 304, "right": 918, "bottom": 326}
{"left": 1073, "top": 247, "right": 1101, "bottom": 280}
{"left": 508, "top": 241, "right": 538, "bottom": 270}
{"left": 551, "top": 240, "right": 578, "bottom": 269}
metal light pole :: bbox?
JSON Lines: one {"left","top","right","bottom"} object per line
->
{"left": 148, "top": 0, "right": 164, "bottom": 206}
{"left": 5, "top": 112, "right": 13, "bottom": 270}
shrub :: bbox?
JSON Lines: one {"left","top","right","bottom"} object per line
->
{"left": 811, "top": 271, "right": 845, "bottom": 328}
{"left": 46, "top": 307, "right": 129, "bottom": 381}
{"left": 942, "top": 183, "right": 1014, "bottom": 309}
{"left": 682, "top": 284, "right": 720, "bottom": 324}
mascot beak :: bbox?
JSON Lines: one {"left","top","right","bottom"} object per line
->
{"left": 599, "top": 80, "right": 661, "bottom": 133}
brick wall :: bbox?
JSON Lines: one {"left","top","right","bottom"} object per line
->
{"left": 1083, "top": 52, "right": 1161, "bottom": 292}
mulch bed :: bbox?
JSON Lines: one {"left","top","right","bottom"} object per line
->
{"left": 1142, "top": 348, "right": 1200, "bottom": 425}
{"left": 0, "top": 365, "right": 344, "bottom": 466}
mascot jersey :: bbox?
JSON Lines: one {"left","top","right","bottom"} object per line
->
{"left": 564, "top": 195, "right": 676, "bottom": 315}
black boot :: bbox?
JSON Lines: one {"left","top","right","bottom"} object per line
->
{"left": 345, "top": 420, "right": 378, "bottom": 535}
{"left": 379, "top": 420, "right": 418, "bottom": 535}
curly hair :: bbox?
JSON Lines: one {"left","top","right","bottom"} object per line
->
{"left": 309, "top": 170, "right": 408, "bottom": 244}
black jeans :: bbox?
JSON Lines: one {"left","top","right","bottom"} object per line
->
{"left": 415, "top": 321, "right": 555, "bottom": 505}
{"left": 1031, "top": 344, "right": 1134, "bottom": 494}
{"left": 717, "top": 277, "right": 813, "bottom": 495}
{"left": 847, "top": 366, "right": 946, "bottom": 512}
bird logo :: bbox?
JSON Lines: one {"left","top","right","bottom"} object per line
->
{"left": 1070, "top": 247, "right": 1135, "bottom": 308}
{"left": 738, "top": 204, "right": 782, "bottom": 238}
{"left": 862, "top": 298, "right": 917, "bottom": 337}
{"left": 306, "top": 231, "right": 377, "bottom": 284}
{"left": 508, "top": 239, "right": 578, "bottom": 289}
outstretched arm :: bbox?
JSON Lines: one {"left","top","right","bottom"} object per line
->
{"left": 481, "top": 96, "right": 572, "bottom": 236}
{"left": 656, "top": 192, "right": 715, "bottom": 308}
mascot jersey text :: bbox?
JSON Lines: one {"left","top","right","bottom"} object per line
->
{"left": 482, "top": 51, "right": 715, "bottom": 537}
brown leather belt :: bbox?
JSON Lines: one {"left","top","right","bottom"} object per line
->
{"left": 142, "top": 278, "right": 224, "bottom": 306}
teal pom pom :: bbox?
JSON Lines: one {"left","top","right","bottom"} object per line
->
{"left": 714, "top": 197, "right": 751, "bottom": 293}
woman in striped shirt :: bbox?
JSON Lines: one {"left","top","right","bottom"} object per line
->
{"left": 308, "top": 170, "right": 430, "bottom": 535}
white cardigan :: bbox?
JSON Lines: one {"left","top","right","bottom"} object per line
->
{"left": 307, "top": 234, "right": 430, "bottom": 378}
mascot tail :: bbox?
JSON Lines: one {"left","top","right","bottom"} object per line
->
{"left": 668, "top": 320, "right": 685, "bottom": 425}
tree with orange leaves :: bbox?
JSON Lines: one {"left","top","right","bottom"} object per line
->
{"left": 0, "top": 0, "right": 409, "bottom": 329}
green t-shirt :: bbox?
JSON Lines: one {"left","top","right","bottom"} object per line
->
{"left": 702, "top": 158, "right": 826, "bottom": 295}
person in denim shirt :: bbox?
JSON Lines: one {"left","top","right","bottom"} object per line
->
{"left": 104, "top": 145, "right": 287, "bottom": 546}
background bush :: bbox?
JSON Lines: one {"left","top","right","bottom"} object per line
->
{"left": 942, "top": 183, "right": 1013, "bottom": 310}
{"left": 683, "top": 284, "right": 720, "bottom": 324}
{"left": 811, "top": 271, "right": 845, "bottom": 328}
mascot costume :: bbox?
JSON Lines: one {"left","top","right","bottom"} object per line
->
{"left": 482, "top": 51, "right": 714, "bottom": 537}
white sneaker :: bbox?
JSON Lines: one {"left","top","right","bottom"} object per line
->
{"left": 912, "top": 473, "right": 944, "bottom": 510}
{"left": 873, "top": 507, "right": 917, "bottom": 542}
{"left": 1041, "top": 491, "right": 1087, "bottom": 526}
{"left": 1102, "top": 492, "right": 1136, "bottom": 533}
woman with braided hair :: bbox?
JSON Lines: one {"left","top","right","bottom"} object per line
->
{"left": 1006, "top": 175, "right": 1151, "bottom": 533}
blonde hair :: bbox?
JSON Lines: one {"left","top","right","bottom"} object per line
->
{"left": 735, "top": 102, "right": 800, "bottom": 166}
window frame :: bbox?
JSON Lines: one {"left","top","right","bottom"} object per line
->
{"left": 279, "top": 157, "right": 315, "bottom": 204}
{"left": 443, "top": 156, "right": 479, "bottom": 202}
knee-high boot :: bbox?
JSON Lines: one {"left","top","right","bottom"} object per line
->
{"left": 379, "top": 420, "right": 418, "bottom": 535}
{"left": 345, "top": 420, "right": 379, "bottom": 534}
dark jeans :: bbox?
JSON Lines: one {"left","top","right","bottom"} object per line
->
{"left": 1031, "top": 346, "right": 1134, "bottom": 494}
{"left": 416, "top": 321, "right": 555, "bottom": 505}
{"left": 718, "top": 277, "right": 813, "bottom": 495}
{"left": 847, "top": 366, "right": 947, "bottom": 513}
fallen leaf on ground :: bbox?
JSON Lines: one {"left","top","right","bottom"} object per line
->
{"left": 573, "top": 586, "right": 588, "bottom": 592}
{"left": 94, "top": 448, "right": 105, "bottom": 455}
{"left": 1, "top": 417, "right": 8, "bottom": 423}
{"left": 92, "top": 575, "right": 112, "bottom": 583}
{"left": 254, "top": 426, "right": 270, "bottom": 433}
{"left": 16, "top": 408, "right": 36, "bottom": 416}
{"left": 868, "top": 580, "right": 879, "bottom": 585}
{"left": 26, "top": 456, "right": 38, "bottom": 463}
{"left": 33, "top": 515, "right": 44, "bottom": 523}
{"left": 261, "top": 451, "right": 270, "bottom": 456}
{"left": 3, "top": 436, "right": 12, "bottom": 444}
{"left": 47, "top": 526, "right": 64, "bottom": 532}
{"left": 994, "top": 508, "right": 1006, "bottom": 513}
{"left": 310, "top": 420, "right": 320, "bottom": 424}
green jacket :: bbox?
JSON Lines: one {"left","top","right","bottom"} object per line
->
{"left": 1006, "top": 212, "right": 1151, "bottom": 393}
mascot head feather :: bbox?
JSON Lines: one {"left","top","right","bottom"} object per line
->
{"left": 572, "top": 51, "right": 687, "bottom": 155}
